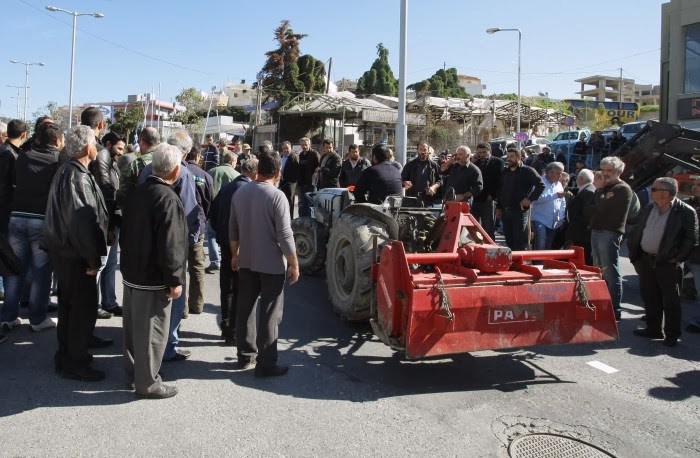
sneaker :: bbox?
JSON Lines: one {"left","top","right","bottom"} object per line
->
{"left": 1, "top": 318, "right": 22, "bottom": 333}
{"left": 31, "top": 317, "right": 57, "bottom": 332}
{"left": 96, "top": 308, "right": 113, "bottom": 319}
{"left": 103, "top": 305, "right": 123, "bottom": 317}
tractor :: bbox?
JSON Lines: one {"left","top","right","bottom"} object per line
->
{"left": 292, "top": 191, "right": 620, "bottom": 359}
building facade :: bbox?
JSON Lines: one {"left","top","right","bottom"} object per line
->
{"left": 661, "top": 0, "right": 700, "bottom": 129}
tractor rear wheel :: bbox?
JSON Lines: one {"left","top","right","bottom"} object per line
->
{"left": 292, "top": 217, "right": 326, "bottom": 275}
{"left": 326, "top": 213, "right": 388, "bottom": 321}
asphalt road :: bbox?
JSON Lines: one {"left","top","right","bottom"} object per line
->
{"left": 0, "top": 247, "right": 698, "bottom": 457}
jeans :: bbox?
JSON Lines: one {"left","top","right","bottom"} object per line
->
{"left": 591, "top": 230, "right": 623, "bottom": 314}
{"left": 205, "top": 221, "right": 220, "bottom": 268}
{"left": 532, "top": 220, "right": 556, "bottom": 250}
{"left": 501, "top": 208, "right": 529, "bottom": 251}
{"left": 164, "top": 258, "right": 188, "bottom": 360}
{"left": 0, "top": 217, "right": 52, "bottom": 326}
{"left": 187, "top": 234, "right": 205, "bottom": 313}
{"left": 98, "top": 227, "right": 120, "bottom": 310}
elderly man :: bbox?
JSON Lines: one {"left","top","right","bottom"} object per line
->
{"left": 530, "top": 162, "right": 566, "bottom": 250}
{"left": 440, "top": 145, "right": 483, "bottom": 203}
{"left": 565, "top": 169, "right": 596, "bottom": 264}
{"left": 138, "top": 131, "right": 202, "bottom": 362}
{"left": 121, "top": 143, "right": 187, "bottom": 398}
{"left": 44, "top": 125, "right": 109, "bottom": 381}
{"left": 402, "top": 141, "right": 442, "bottom": 207}
{"left": 628, "top": 177, "right": 698, "bottom": 347}
{"left": 587, "top": 156, "right": 634, "bottom": 320}
{"left": 230, "top": 148, "right": 299, "bottom": 377}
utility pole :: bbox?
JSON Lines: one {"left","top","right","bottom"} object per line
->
{"left": 326, "top": 57, "right": 333, "bottom": 94}
{"left": 618, "top": 67, "right": 623, "bottom": 117}
{"left": 255, "top": 77, "right": 263, "bottom": 126}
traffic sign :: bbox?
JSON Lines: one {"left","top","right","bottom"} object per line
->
{"left": 565, "top": 116, "right": 575, "bottom": 127}
{"left": 515, "top": 132, "right": 529, "bottom": 142}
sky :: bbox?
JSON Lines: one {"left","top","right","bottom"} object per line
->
{"left": 2, "top": 0, "right": 666, "bottom": 120}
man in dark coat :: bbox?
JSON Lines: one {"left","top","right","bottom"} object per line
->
{"left": 44, "top": 126, "right": 109, "bottom": 382}
{"left": 317, "top": 138, "right": 342, "bottom": 189}
{"left": 210, "top": 158, "right": 258, "bottom": 345}
{"left": 353, "top": 144, "right": 403, "bottom": 205}
{"left": 439, "top": 146, "right": 483, "bottom": 203}
{"left": 401, "top": 141, "right": 442, "bottom": 206}
{"left": 472, "top": 143, "right": 503, "bottom": 241}
{"left": 628, "top": 177, "right": 698, "bottom": 347}
{"left": 121, "top": 143, "right": 188, "bottom": 399}
{"left": 339, "top": 144, "right": 371, "bottom": 188}
{"left": 279, "top": 141, "right": 299, "bottom": 212}
{"left": 296, "top": 137, "right": 320, "bottom": 217}
{"left": 565, "top": 169, "right": 596, "bottom": 264}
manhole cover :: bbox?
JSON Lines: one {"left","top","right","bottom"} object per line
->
{"left": 508, "top": 433, "right": 616, "bottom": 458}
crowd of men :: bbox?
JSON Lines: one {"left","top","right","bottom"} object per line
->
{"left": 1, "top": 112, "right": 698, "bottom": 400}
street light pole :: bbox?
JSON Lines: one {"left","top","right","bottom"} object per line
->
{"left": 7, "top": 85, "right": 24, "bottom": 119}
{"left": 45, "top": 6, "right": 104, "bottom": 128}
{"left": 486, "top": 27, "right": 522, "bottom": 151}
{"left": 9, "top": 61, "right": 44, "bottom": 122}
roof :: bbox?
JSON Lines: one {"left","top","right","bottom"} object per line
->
{"left": 280, "top": 92, "right": 394, "bottom": 118}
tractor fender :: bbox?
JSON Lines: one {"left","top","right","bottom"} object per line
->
{"left": 340, "top": 204, "right": 399, "bottom": 241}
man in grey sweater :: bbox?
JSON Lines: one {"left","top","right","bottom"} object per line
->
{"left": 229, "top": 147, "right": 299, "bottom": 377}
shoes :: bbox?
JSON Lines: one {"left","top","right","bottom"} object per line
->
{"left": 632, "top": 328, "right": 664, "bottom": 339}
{"left": 96, "top": 308, "right": 113, "bottom": 319}
{"left": 205, "top": 264, "right": 220, "bottom": 274}
{"left": 48, "top": 302, "right": 58, "bottom": 313}
{"left": 88, "top": 335, "right": 114, "bottom": 349}
{"left": 662, "top": 336, "right": 678, "bottom": 347}
{"left": 164, "top": 349, "right": 191, "bottom": 362}
{"left": 30, "top": 317, "right": 57, "bottom": 332}
{"left": 136, "top": 384, "right": 178, "bottom": 399}
{"left": 615, "top": 311, "right": 621, "bottom": 321}
{"left": 254, "top": 364, "right": 289, "bottom": 378}
{"left": 103, "top": 306, "right": 123, "bottom": 317}
{"left": 188, "top": 308, "right": 203, "bottom": 315}
{"left": 238, "top": 355, "right": 257, "bottom": 370}
{"left": 127, "top": 381, "right": 135, "bottom": 391}
{"left": 686, "top": 323, "right": 700, "bottom": 333}
{"left": 1, "top": 318, "right": 22, "bottom": 334}
{"left": 60, "top": 366, "right": 106, "bottom": 382}
{"left": 640, "top": 315, "right": 647, "bottom": 321}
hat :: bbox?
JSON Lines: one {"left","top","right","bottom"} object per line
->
{"left": 242, "top": 143, "right": 251, "bottom": 150}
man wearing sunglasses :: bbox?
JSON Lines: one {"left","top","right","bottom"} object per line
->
{"left": 627, "top": 177, "right": 698, "bottom": 347}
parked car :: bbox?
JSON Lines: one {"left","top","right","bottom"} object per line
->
{"left": 619, "top": 121, "right": 647, "bottom": 141}
{"left": 523, "top": 137, "right": 549, "bottom": 154}
{"left": 548, "top": 129, "right": 592, "bottom": 156}
{"left": 489, "top": 138, "right": 516, "bottom": 157}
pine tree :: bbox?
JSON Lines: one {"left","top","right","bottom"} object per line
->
{"left": 356, "top": 43, "right": 398, "bottom": 97}
{"left": 408, "top": 68, "right": 469, "bottom": 98}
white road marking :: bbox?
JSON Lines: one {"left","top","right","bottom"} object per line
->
{"left": 587, "top": 360, "right": 619, "bottom": 374}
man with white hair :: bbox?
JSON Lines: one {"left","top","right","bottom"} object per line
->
{"left": 121, "top": 143, "right": 187, "bottom": 398}
{"left": 566, "top": 169, "right": 595, "bottom": 264}
{"left": 530, "top": 162, "right": 566, "bottom": 250}
{"left": 138, "top": 130, "right": 202, "bottom": 362}
{"left": 44, "top": 125, "right": 109, "bottom": 382}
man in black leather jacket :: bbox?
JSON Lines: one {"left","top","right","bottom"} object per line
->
{"left": 628, "top": 177, "right": 698, "bottom": 347}
{"left": 44, "top": 125, "right": 109, "bottom": 381}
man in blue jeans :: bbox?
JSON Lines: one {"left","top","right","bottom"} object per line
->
{"left": 0, "top": 123, "right": 62, "bottom": 336}
{"left": 587, "top": 156, "right": 634, "bottom": 321}
{"left": 530, "top": 162, "right": 566, "bottom": 250}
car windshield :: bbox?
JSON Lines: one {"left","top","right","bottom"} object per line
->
{"left": 622, "top": 123, "right": 643, "bottom": 133}
{"left": 554, "top": 132, "right": 579, "bottom": 141}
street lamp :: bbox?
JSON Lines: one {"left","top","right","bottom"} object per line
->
{"left": 9, "top": 60, "right": 44, "bottom": 122}
{"left": 487, "top": 27, "right": 522, "bottom": 150}
{"left": 6, "top": 84, "right": 24, "bottom": 119}
{"left": 45, "top": 5, "right": 104, "bottom": 128}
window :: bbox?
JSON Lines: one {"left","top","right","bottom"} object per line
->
{"left": 684, "top": 23, "right": 700, "bottom": 93}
